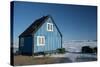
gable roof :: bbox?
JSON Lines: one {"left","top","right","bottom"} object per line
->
{"left": 19, "top": 15, "right": 62, "bottom": 37}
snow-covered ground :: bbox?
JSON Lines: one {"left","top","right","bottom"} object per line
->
{"left": 34, "top": 53, "right": 97, "bottom": 62}
{"left": 63, "top": 40, "right": 97, "bottom": 52}
{"left": 52, "top": 53, "right": 96, "bottom": 62}
{"left": 57, "top": 40, "right": 97, "bottom": 62}
{"left": 34, "top": 40, "right": 97, "bottom": 62}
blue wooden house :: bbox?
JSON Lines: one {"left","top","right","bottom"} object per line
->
{"left": 19, "top": 15, "right": 62, "bottom": 55}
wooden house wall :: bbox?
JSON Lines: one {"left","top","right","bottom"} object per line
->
{"left": 19, "top": 36, "right": 33, "bottom": 55}
{"left": 33, "top": 18, "right": 62, "bottom": 53}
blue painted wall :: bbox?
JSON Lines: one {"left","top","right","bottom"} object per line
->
{"left": 33, "top": 17, "right": 62, "bottom": 53}
{"left": 19, "top": 36, "right": 33, "bottom": 54}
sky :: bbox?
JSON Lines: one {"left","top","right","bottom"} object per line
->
{"left": 13, "top": 1, "right": 97, "bottom": 45}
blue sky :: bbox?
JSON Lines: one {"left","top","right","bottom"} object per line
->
{"left": 13, "top": 1, "right": 97, "bottom": 43}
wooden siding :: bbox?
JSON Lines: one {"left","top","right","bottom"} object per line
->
{"left": 33, "top": 18, "right": 62, "bottom": 53}
{"left": 19, "top": 36, "right": 33, "bottom": 55}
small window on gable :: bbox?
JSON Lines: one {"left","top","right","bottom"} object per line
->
{"left": 47, "top": 23, "right": 53, "bottom": 31}
{"left": 37, "top": 36, "right": 45, "bottom": 46}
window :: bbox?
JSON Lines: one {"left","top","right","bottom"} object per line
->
{"left": 20, "top": 38, "right": 24, "bottom": 47}
{"left": 47, "top": 23, "right": 53, "bottom": 31}
{"left": 37, "top": 36, "right": 45, "bottom": 46}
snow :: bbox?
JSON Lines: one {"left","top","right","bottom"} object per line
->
{"left": 34, "top": 53, "right": 97, "bottom": 62}
{"left": 63, "top": 40, "right": 97, "bottom": 52}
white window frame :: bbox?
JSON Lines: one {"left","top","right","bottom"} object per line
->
{"left": 47, "top": 23, "right": 53, "bottom": 31}
{"left": 37, "top": 36, "right": 45, "bottom": 46}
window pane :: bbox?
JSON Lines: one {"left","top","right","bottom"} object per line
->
{"left": 39, "top": 38, "right": 41, "bottom": 44}
{"left": 42, "top": 37, "right": 44, "bottom": 44}
{"left": 50, "top": 24, "right": 52, "bottom": 30}
{"left": 51, "top": 24, "right": 53, "bottom": 31}
{"left": 47, "top": 23, "right": 53, "bottom": 31}
{"left": 21, "top": 38, "right": 24, "bottom": 46}
{"left": 48, "top": 24, "right": 50, "bottom": 30}
{"left": 40, "top": 38, "right": 42, "bottom": 44}
{"left": 41, "top": 38, "right": 43, "bottom": 44}
{"left": 37, "top": 36, "right": 45, "bottom": 46}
